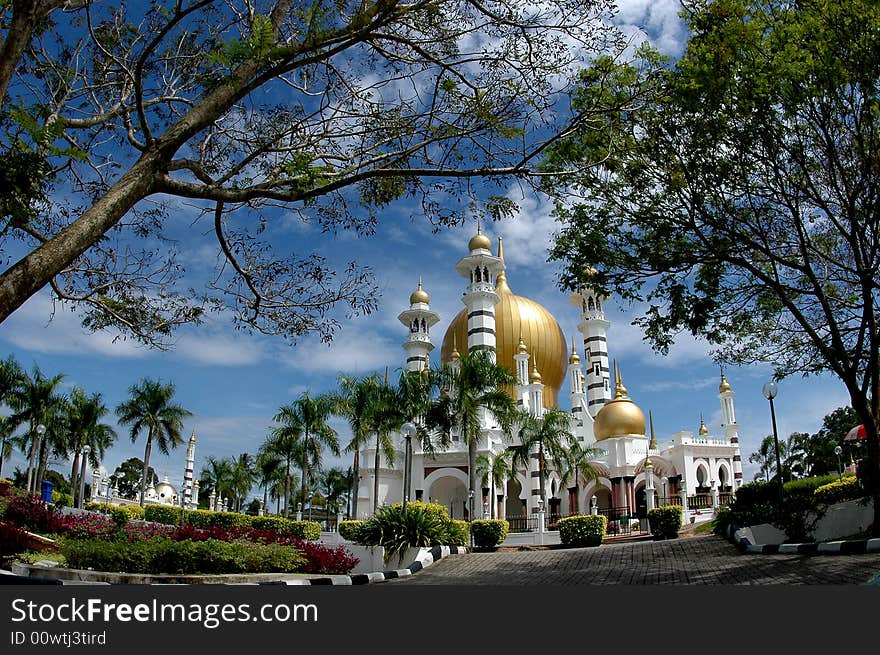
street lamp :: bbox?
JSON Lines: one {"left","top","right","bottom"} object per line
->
{"left": 762, "top": 381, "right": 784, "bottom": 503}
{"left": 27, "top": 424, "right": 46, "bottom": 494}
{"left": 78, "top": 445, "right": 90, "bottom": 509}
{"left": 834, "top": 445, "right": 843, "bottom": 480}
{"left": 468, "top": 490, "right": 474, "bottom": 548}
{"left": 401, "top": 422, "right": 416, "bottom": 516}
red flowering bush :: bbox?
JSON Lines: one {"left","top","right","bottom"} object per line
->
{"left": 1, "top": 491, "right": 57, "bottom": 533}
{"left": 51, "top": 513, "right": 118, "bottom": 540}
{"left": 292, "top": 540, "right": 359, "bottom": 574}
{"left": 120, "top": 521, "right": 177, "bottom": 542}
{"left": 0, "top": 520, "right": 31, "bottom": 555}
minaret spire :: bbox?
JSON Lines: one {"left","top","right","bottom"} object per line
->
{"left": 649, "top": 411, "right": 657, "bottom": 450}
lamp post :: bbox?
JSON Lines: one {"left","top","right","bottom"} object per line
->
{"left": 27, "top": 424, "right": 46, "bottom": 494}
{"left": 78, "top": 445, "right": 90, "bottom": 509}
{"left": 401, "top": 422, "right": 416, "bottom": 516}
{"left": 468, "top": 489, "right": 474, "bottom": 548}
{"left": 762, "top": 381, "right": 784, "bottom": 503}
{"left": 834, "top": 445, "right": 843, "bottom": 480}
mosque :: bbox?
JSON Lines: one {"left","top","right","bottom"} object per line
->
{"left": 357, "top": 227, "right": 744, "bottom": 525}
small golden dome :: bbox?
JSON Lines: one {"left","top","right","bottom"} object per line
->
{"left": 468, "top": 223, "right": 492, "bottom": 251}
{"left": 719, "top": 374, "right": 732, "bottom": 393}
{"left": 530, "top": 358, "right": 542, "bottom": 383}
{"left": 517, "top": 335, "right": 528, "bottom": 355}
{"left": 699, "top": 417, "right": 709, "bottom": 436}
{"left": 193, "top": 480, "right": 200, "bottom": 487}
{"left": 593, "top": 363, "right": 646, "bottom": 441}
{"left": 569, "top": 337, "right": 580, "bottom": 364}
{"left": 645, "top": 457, "right": 653, "bottom": 468}
{"left": 410, "top": 279, "right": 430, "bottom": 304}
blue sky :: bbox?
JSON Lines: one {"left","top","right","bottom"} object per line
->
{"left": 0, "top": 2, "right": 856, "bottom": 498}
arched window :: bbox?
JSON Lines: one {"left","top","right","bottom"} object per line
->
{"left": 588, "top": 297, "right": 595, "bottom": 311}
{"left": 474, "top": 267, "right": 482, "bottom": 282}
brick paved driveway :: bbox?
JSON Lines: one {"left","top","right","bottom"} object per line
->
{"left": 389, "top": 535, "right": 880, "bottom": 584}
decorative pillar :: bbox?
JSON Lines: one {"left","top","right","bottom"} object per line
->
{"left": 514, "top": 337, "right": 530, "bottom": 410}
{"left": 645, "top": 460, "right": 656, "bottom": 512}
{"left": 680, "top": 483, "right": 689, "bottom": 517}
{"left": 590, "top": 494, "right": 598, "bottom": 515}
{"left": 710, "top": 479, "right": 719, "bottom": 509}
{"left": 398, "top": 278, "right": 440, "bottom": 373}
{"left": 719, "top": 373, "right": 744, "bottom": 489}
{"left": 570, "top": 275, "right": 612, "bottom": 418}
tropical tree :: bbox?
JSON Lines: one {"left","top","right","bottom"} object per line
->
{"left": 334, "top": 373, "right": 382, "bottom": 520}
{"left": 115, "top": 378, "right": 192, "bottom": 507}
{"left": 748, "top": 436, "right": 789, "bottom": 483}
{"left": 229, "top": 452, "right": 256, "bottom": 512}
{"left": 0, "top": 1, "right": 623, "bottom": 349}
{"left": 0, "top": 416, "right": 14, "bottom": 479}
{"left": 66, "top": 387, "right": 117, "bottom": 507}
{"left": 427, "top": 349, "right": 516, "bottom": 506}
{"left": 110, "top": 457, "right": 157, "bottom": 500}
{"left": 319, "top": 467, "right": 350, "bottom": 516}
{"left": 7, "top": 365, "right": 65, "bottom": 493}
{"left": 476, "top": 450, "right": 511, "bottom": 519}
{"left": 255, "top": 445, "right": 284, "bottom": 516}
{"left": 557, "top": 440, "right": 604, "bottom": 508}
{"left": 367, "top": 374, "right": 403, "bottom": 513}
{"left": 0, "top": 356, "right": 23, "bottom": 480}
{"left": 547, "top": 0, "right": 880, "bottom": 535}
{"left": 199, "top": 455, "right": 234, "bottom": 507}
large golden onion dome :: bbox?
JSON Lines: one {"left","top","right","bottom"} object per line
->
{"left": 440, "top": 238, "right": 567, "bottom": 408}
{"left": 593, "top": 363, "right": 647, "bottom": 441}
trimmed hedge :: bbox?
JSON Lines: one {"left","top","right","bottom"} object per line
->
{"left": 185, "top": 510, "right": 253, "bottom": 529}
{"left": 338, "top": 520, "right": 363, "bottom": 542}
{"left": 60, "top": 538, "right": 306, "bottom": 574}
{"left": 470, "top": 519, "right": 508, "bottom": 549}
{"left": 289, "top": 520, "right": 321, "bottom": 541}
{"left": 648, "top": 506, "right": 682, "bottom": 540}
{"left": 250, "top": 516, "right": 292, "bottom": 532}
{"left": 143, "top": 504, "right": 183, "bottom": 525}
{"left": 557, "top": 514, "right": 607, "bottom": 547}
{"left": 814, "top": 475, "right": 863, "bottom": 505}
{"left": 86, "top": 503, "right": 145, "bottom": 522}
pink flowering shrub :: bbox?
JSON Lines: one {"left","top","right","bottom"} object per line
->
{"left": 51, "top": 513, "right": 117, "bottom": 540}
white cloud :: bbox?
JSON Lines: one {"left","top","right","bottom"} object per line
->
{"left": 281, "top": 328, "right": 400, "bottom": 376}
{"left": 174, "top": 332, "right": 265, "bottom": 367}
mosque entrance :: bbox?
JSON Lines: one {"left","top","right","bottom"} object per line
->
{"left": 427, "top": 475, "right": 468, "bottom": 520}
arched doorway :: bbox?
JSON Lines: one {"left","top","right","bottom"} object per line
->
{"left": 505, "top": 477, "right": 526, "bottom": 529}
{"left": 425, "top": 469, "right": 469, "bottom": 519}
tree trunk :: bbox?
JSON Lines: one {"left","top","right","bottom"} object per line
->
{"left": 70, "top": 449, "right": 80, "bottom": 504}
{"left": 468, "top": 429, "right": 477, "bottom": 518}
{"left": 351, "top": 450, "right": 360, "bottom": 519}
{"left": 140, "top": 433, "right": 153, "bottom": 508}
{"left": 301, "top": 440, "right": 309, "bottom": 516}
{"left": 35, "top": 434, "right": 50, "bottom": 492}
{"left": 373, "top": 433, "right": 381, "bottom": 513}
{"left": 284, "top": 456, "right": 291, "bottom": 518}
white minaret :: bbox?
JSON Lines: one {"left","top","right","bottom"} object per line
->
{"left": 454, "top": 224, "right": 504, "bottom": 362}
{"left": 568, "top": 336, "right": 586, "bottom": 419}
{"left": 719, "top": 373, "right": 743, "bottom": 488}
{"left": 528, "top": 357, "right": 544, "bottom": 419}
{"left": 514, "top": 335, "right": 530, "bottom": 411}
{"left": 398, "top": 278, "right": 440, "bottom": 372}
{"left": 183, "top": 431, "right": 196, "bottom": 509}
{"left": 570, "top": 275, "right": 611, "bottom": 418}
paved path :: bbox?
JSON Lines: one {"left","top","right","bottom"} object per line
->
{"left": 388, "top": 535, "right": 880, "bottom": 585}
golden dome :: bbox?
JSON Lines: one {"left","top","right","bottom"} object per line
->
{"left": 517, "top": 335, "right": 528, "bottom": 355}
{"left": 719, "top": 374, "right": 732, "bottom": 393}
{"left": 468, "top": 224, "right": 491, "bottom": 252}
{"left": 593, "top": 363, "right": 646, "bottom": 441}
{"left": 410, "top": 279, "right": 430, "bottom": 305}
{"left": 699, "top": 416, "right": 709, "bottom": 436}
{"left": 440, "top": 240, "right": 567, "bottom": 408}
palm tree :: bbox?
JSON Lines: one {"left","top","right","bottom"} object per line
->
{"left": 7, "top": 365, "right": 65, "bottom": 493}
{"left": 476, "top": 449, "right": 512, "bottom": 519}
{"left": 274, "top": 392, "right": 340, "bottom": 516}
{"left": 229, "top": 452, "right": 256, "bottom": 512}
{"left": 66, "top": 387, "right": 117, "bottom": 506}
{"left": 115, "top": 378, "right": 192, "bottom": 507}
{"left": 512, "top": 408, "right": 578, "bottom": 509}
{"left": 427, "top": 349, "right": 516, "bottom": 505}
{"left": 0, "top": 416, "right": 14, "bottom": 479}
{"left": 255, "top": 444, "right": 283, "bottom": 515}
{"left": 557, "top": 440, "right": 604, "bottom": 513}
{"left": 0, "top": 356, "right": 24, "bottom": 480}
{"left": 265, "top": 419, "right": 302, "bottom": 518}
{"left": 320, "top": 466, "right": 349, "bottom": 516}
{"left": 199, "top": 455, "right": 234, "bottom": 506}
{"left": 368, "top": 375, "right": 403, "bottom": 513}
{"left": 334, "top": 373, "right": 382, "bottom": 520}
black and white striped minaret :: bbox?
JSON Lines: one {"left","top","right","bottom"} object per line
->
{"left": 454, "top": 224, "right": 504, "bottom": 361}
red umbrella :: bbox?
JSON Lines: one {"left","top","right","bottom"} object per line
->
{"left": 844, "top": 424, "right": 866, "bottom": 441}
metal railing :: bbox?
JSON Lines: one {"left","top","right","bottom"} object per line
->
{"left": 598, "top": 506, "right": 649, "bottom": 536}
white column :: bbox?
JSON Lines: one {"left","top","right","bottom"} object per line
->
{"left": 570, "top": 286, "right": 611, "bottom": 418}
{"left": 719, "top": 374, "right": 743, "bottom": 488}
{"left": 645, "top": 463, "right": 656, "bottom": 512}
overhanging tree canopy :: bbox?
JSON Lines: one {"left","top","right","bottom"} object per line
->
{"left": 0, "top": 0, "right": 622, "bottom": 347}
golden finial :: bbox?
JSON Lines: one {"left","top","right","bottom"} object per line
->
{"left": 530, "top": 355, "right": 542, "bottom": 383}
{"left": 451, "top": 334, "right": 460, "bottom": 361}
{"left": 569, "top": 336, "right": 580, "bottom": 364}
{"left": 649, "top": 410, "right": 657, "bottom": 450}
{"left": 699, "top": 414, "right": 709, "bottom": 436}
{"left": 719, "top": 371, "right": 732, "bottom": 393}
{"left": 517, "top": 333, "right": 528, "bottom": 355}
{"left": 613, "top": 360, "right": 628, "bottom": 398}
{"left": 645, "top": 456, "right": 653, "bottom": 468}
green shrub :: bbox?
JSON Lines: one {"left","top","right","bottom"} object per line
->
{"left": 470, "top": 520, "right": 508, "bottom": 549}
{"left": 648, "top": 506, "right": 682, "bottom": 540}
{"left": 288, "top": 520, "right": 321, "bottom": 541}
{"left": 183, "top": 509, "right": 214, "bottom": 528}
{"left": 51, "top": 491, "right": 73, "bottom": 507}
{"left": 338, "top": 520, "right": 363, "bottom": 541}
{"left": 557, "top": 514, "right": 607, "bottom": 547}
{"left": 85, "top": 503, "right": 143, "bottom": 528}
{"left": 783, "top": 475, "right": 839, "bottom": 497}
{"left": 355, "top": 502, "right": 462, "bottom": 562}
{"left": 60, "top": 538, "right": 306, "bottom": 574}
{"left": 814, "top": 475, "right": 863, "bottom": 505}
{"left": 251, "top": 516, "right": 295, "bottom": 533}
{"left": 143, "top": 505, "right": 183, "bottom": 525}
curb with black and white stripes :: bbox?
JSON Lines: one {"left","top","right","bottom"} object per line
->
{"left": 731, "top": 526, "right": 880, "bottom": 556}
{"left": 258, "top": 545, "right": 468, "bottom": 586}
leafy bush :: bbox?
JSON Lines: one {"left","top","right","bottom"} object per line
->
{"left": 182, "top": 509, "right": 215, "bottom": 528}
{"left": 0, "top": 479, "right": 13, "bottom": 496}
{"left": 60, "top": 538, "right": 306, "bottom": 574}
{"left": 338, "top": 520, "right": 363, "bottom": 541}
{"left": 557, "top": 514, "right": 607, "bottom": 547}
{"left": 251, "top": 516, "right": 295, "bottom": 533}
{"left": 143, "top": 505, "right": 183, "bottom": 525}
{"left": 288, "top": 520, "right": 321, "bottom": 541}
{"left": 53, "top": 513, "right": 118, "bottom": 540}
{"left": 1, "top": 491, "right": 57, "bottom": 532}
{"left": 86, "top": 503, "right": 145, "bottom": 522}
{"left": 814, "top": 475, "right": 863, "bottom": 505}
{"left": 51, "top": 491, "right": 73, "bottom": 507}
{"left": 294, "top": 540, "right": 359, "bottom": 574}
{"left": 449, "top": 520, "right": 469, "bottom": 546}
{"left": 356, "top": 502, "right": 462, "bottom": 562}
{"left": 0, "top": 520, "right": 32, "bottom": 555}
{"left": 648, "top": 506, "right": 682, "bottom": 540}
{"left": 470, "top": 519, "right": 508, "bottom": 549}
{"left": 199, "top": 511, "right": 253, "bottom": 529}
